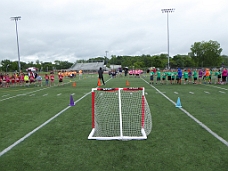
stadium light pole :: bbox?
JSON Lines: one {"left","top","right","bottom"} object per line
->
{"left": 11, "top": 16, "right": 21, "bottom": 72}
{"left": 161, "top": 8, "right": 175, "bottom": 69}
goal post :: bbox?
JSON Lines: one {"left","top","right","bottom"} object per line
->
{"left": 88, "top": 87, "right": 152, "bottom": 140}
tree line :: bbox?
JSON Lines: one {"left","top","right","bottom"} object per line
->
{"left": 1, "top": 40, "right": 228, "bottom": 72}
{"left": 80, "top": 40, "right": 228, "bottom": 69}
{"left": 0, "top": 60, "right": 74, "bottom": 73}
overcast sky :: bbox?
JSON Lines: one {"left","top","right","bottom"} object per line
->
{"left": 0, "top": 0, "right": 227, "bottom": 63}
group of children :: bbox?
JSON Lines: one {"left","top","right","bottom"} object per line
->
{"left": 0, "top": 71, "right": 65, "bottom": 88}
{"left": 149, "top": 68, "right": 228, "bottom": 85}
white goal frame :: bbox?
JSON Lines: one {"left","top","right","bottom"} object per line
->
{"left": 88, "top": 87, "right": 152, "bottom": 140}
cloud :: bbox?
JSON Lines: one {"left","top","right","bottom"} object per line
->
{"left": 0, "top": 0, "right": 227, "bottom": 63}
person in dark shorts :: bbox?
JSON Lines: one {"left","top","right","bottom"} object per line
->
{"left": 58, "top": 73, "right": 63, "bottom": 86}
{"left": 149, "top": 69, "right": 154, "bottom": 84}
{"left": 98, "top": 67, "right": 105, "bottom": 85}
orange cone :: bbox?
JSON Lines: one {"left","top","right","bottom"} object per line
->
{"left": 126, "top": 80, "right": 130, "bottom": 86}
{"left": 97, "top": 79, "right": 101, "bottom": 86}
{"left": 72, "top": 82, "right": 76, "bottom": 87}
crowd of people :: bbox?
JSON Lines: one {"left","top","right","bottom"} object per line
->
{"left": 148, "top": 68, "right": 228, "bottom": 85}
{"left": 0, "top": 70, "right": 69, "bottom": 88}
{"left": 2, "top": 67, "right": 227, "bottom": 88}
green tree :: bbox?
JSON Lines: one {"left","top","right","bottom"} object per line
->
{"left": 221, "top": 55, "right": 228, "bottom": 67}
{"left": 1, "top": 59, "right": 11, "bottom": 71}
{"left": 133, "top": 61, "right": 144, "bottom": 69}
{"left": 190, "top": 40, "right": 222, "bottom": 67}
{"left": 172, "top": 54, "right": 195, "bottom": 68}
{"left": 59, "top": 61, "right": 73, "bottom": 69}
{"left": 121, "top": 56, "right": 133, "bottom": 68}
{"left": 11, "top": 61, "right": 19, "bottom": 72}
{"left": 151, "top": 55, "right": 164, "bottom": 68}
{"left": 42, "top": 62, "right": 53, "bottom": 72}
{"left": 35, "top": 60, "right": 41, "bottom": 70}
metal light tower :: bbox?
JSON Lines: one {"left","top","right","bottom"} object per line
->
{"left": 11, "top": 16, "right": 21, "bottom": 72}
{"left": 161, "top": 8, "right": 175, "bottom": 69}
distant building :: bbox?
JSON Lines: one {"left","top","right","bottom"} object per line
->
{"left": 67, "top": 61, "right": 105, "bottom": 72}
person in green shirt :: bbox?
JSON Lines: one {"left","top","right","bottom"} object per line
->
{"left": 161, "top": 70, "right": 166, "bottom": 84}
{"left": 149, "top": 70, "right": 154, "bottom": 84}
{"left": 215, "top": 69, "right": 221, "bottom": 84}
{"left": 193, "top": 69, "right": 198, "bottom": 84}
{"left": 183, "top": 70, "right": 188, "bottom": 84}
{"left": 167, "top": 70, "right": 172, "bottom": 84}
{"left": 171, "top": 70, "right": 176, "bottom": 84}
{"left": 156, "top": 69, "right": 161, "bottom": 84}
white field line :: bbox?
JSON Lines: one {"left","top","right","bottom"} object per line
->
{"left": 174, "top": 92, "right": 178, "bottom": 94}
{"left": 57, "top": 93, "right": 62, "bottom": 96}
{"left": 0, "top": 91, "right": 91, "bottom": 157}
{"left": 204, "top": 84, "right": 228, "bottom": 91}
{"left": 219, "top": 91, "right": 226, "bottom": 94}
{"left": 0, "top": 77, "right": 112, "bottom": 157}
{"left": 141, "top": 77, "right": 228, "bottom": 147}
{"left": 2, "top": 94, "right": 10, "bottom": 97}
{"left": 0, "top": 87, "right": 49, "bottom": 102}
{"left": 0, "top": 80, "right": 74, "bottom": 102}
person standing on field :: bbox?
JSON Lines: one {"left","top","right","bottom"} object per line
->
{"left": 183, "top": 70, "right": 188, "bottom": 84}
{"left": 222, "top": 68, "right": 227, "bottom": 84}
{"left": 156, "top": 69, "right": 161, "bottom": 84}
{"left": 177, "top": 68, "right": 182, "bottom": 84}
{"left": 58, "top": 73, "right": 64, "bottom": 86}
{"left": 149, "top": 69, "right": 154, "bottom": 84}
{"left": 98, "top": 67, "right": 105, "bottom": 85}
{"left": 193, "top": 69, "right": 198, "bottom": 84}
{"left": 50, "top": 73, "right": 55, "bottom": 86}
{"left": 45, "top": 74, "right": 49, "bottom": 87}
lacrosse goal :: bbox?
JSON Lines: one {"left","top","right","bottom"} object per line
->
{"left": 88, "top": 87, "right": 152, "bottom": 140}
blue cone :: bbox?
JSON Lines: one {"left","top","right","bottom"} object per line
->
{"left": 176, "top": 97, "right": 182, "bottom": 108}
{"left": 69, "top": 95, "right": 75, "bottom": 106}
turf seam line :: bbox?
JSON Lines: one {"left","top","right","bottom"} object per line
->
{"left": 141, "top": 77, "right": 228, "bottom": 147}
